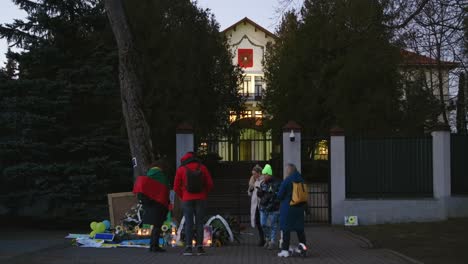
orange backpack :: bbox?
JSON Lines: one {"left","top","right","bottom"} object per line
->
{"left": 290, "top": 182, "right": 308, "bottom": 206}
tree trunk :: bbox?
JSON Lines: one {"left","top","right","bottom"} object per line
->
{"left": 456, "top": 72, "right": 467, "bottom": 134}
{"left": 104, "top": 0, "right": 154, "bottom": 177}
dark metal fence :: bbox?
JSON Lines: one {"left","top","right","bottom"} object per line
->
{"left": 301, "top": 137, "right": 330, "bottom": 223}
{"left": 197, "top": 130, "right": 273, "bottom": 162}
{"left": 305, "top": 183, "right": 329, "bottom": 223}
{"left": 346, "top": 136, "right": 433, "bottom": 198}
{"left": 451, "top": 134, "right": 468, "bottom": 195}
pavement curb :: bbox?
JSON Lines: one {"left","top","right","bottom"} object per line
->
{"left": 342, "top": 228, "right": 374, "bottom": 249}
{"left": 343, "top": 229, "right": 424, "bottom": 264}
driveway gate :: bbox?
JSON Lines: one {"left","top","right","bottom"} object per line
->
{"left": 301, "top": 137, "right": 331, "bottom": 223}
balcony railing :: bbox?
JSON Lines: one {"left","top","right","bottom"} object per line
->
{"left": 240, "top": 90, "right": 264, "bottom": 101}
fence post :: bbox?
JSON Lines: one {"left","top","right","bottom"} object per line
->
{"left": 176, "top": 122, "right": 194, "bottom": 167}
{"left": 432, "top": 125, "right": 451, "bottom": 204}
{"left": 282, "top": 121, "right": 301, "bottom": 178}
{"left": 330, "top": 127, "right": 345, "bottom": 225}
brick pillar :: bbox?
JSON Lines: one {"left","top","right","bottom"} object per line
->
{"left": 330, "top": 127, "right": 345, "bottom": 225}
{"left": 282, "top": 121, "right": 301, "bottom": 178}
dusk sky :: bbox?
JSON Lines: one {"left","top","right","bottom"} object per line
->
{"left": 0, "top": 0, "right": 301, "bottom": 64}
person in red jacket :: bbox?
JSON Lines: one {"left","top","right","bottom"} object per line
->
{"left": 174, "top": 152, "right": 213, "bottom": 256}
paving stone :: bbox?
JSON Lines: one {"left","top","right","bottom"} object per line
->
{"left": 4, "top": 226, "right": 415, "bottom": 264}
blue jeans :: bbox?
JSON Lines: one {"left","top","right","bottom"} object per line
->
{"left": 260, "top": 210, "right": 279, "bottom": 242}
{"left": 183, "top": 200, "right": 207, "bottom": 247}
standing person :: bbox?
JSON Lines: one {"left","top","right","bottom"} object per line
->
{"left": 247, "top": 164, "right": 265, "bottom": 246}
{"left": 277, "top": 163, "right": 307, "bottom": 258}
{"left": 133, "top": 160, "right": 170, "bottom": 253}
{"left": 257, "top": 164, "right": 281, "bottom": 250}
{"left": 174, "top": 152, "right": 214, "bottom": 256}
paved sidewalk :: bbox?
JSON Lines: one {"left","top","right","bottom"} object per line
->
{"left": 4, "top": 226, "right": 417, "bottom": 264}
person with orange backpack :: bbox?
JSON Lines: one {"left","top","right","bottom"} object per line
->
{"left": 277, "top": 163, "right": 308, "bottom": 258}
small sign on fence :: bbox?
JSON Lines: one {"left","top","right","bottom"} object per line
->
{"left": 344, "top": 216, "right": 359, "bottom": 226}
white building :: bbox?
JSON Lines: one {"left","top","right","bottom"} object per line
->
{"left": 223, "top": 17, "right": 276, "bottom": 123}
{"left": 211, "top": 17, "right": 458, "bottom": 162}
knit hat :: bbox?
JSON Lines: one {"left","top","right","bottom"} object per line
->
{"left": 252, "top": 164, "right": 262, "bottom": 173}
{"left": 262, "top": 164, "right": 273, "bottom": 176}
{"left": 146, "top": 167, "right": 169, "bottom": 187}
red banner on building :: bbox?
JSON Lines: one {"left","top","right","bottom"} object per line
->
{"left": 238, "top": 49, "right": 253, "bottom": 68}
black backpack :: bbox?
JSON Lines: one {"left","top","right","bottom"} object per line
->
{"left": 185, "top": 163, "right": 204, "bottom": 193}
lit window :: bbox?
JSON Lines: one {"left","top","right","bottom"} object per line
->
{"left": 229, "top": 110, "right": 253, "bottom": 123}
{"left": 198, "top": 142, "right": 208, "bottom": 155}
{"left": 254, "top": 111, "right": 263, "bottom": 118}
{"left": 242, "top": 111, "right": 252, "bottom": 119}
{"left": 229, "top": 111, "right": 237, "bottom": 123}
{"left": 314, "top": 140, "right": 329, "bottom": 160}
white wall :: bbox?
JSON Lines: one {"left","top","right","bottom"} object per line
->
{"left": 225, "top": 22, "right": 274, "bottom": 74}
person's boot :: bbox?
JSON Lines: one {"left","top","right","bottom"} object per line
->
{"left": 267, "top": 241, "right": 277, "bottom": 250}
{"left": 257, "top": 237, "right": 266, "bottom": 247}
{"left": 153, "top": 246, "right": 166, "bottom": 252}
{"left": 277, "top": 250, "right": 290, "bottom": 258}
{"left": 182, "top": 246, "right": 193, "bottom": 256}
{"left": 196, "top": 246, "right": 206, "bottom": 256}
{"left": 149, "top": 238, "right": 156, "bottom": 252}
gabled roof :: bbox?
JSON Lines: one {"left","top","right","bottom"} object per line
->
{"left": 223, "top": 18, "right": 458, "bottom": 69}
{"left": 222, "top": 17, "right": 277, "bottom": 40}
{"left": 400, "top": 50, "right": 459, "bottom": 69}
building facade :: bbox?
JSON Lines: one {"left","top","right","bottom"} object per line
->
{"left": 223, "top": 17, "right": 276, "bottom": 123}
{"left": 201, "top": 18, "right": 278, "bottom": 162}
{"left": 208, "top": 17, "right": 458, "bottom": 162}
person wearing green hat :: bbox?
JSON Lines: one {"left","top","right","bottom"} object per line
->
{"left": 256, "top": 164, "right": 282, "bottom": 250}
{"left": 133, "top": 160, "right": 170, "bottom": 253}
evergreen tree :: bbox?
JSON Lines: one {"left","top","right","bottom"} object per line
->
{"left": 0, "top": 0, "right": 131, "bottom": 221}
{"left": 122, "top": 0, "right": 243, "bottom": 157}
{"left": 264, "top": 0, "right": 404, "bottom": 136}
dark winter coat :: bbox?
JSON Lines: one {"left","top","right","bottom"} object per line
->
{"left": 278, "top": 171, "right": 306, "bottom": 231}
{"left": 257, "top": 176, "right": 281, "bottom": 212}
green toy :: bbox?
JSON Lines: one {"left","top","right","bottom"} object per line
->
{"left": 161, "top": 211, "right": 173, "bottom": 232}
{"left": 89, "top": 221, "right": 107, "bottom": 238}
